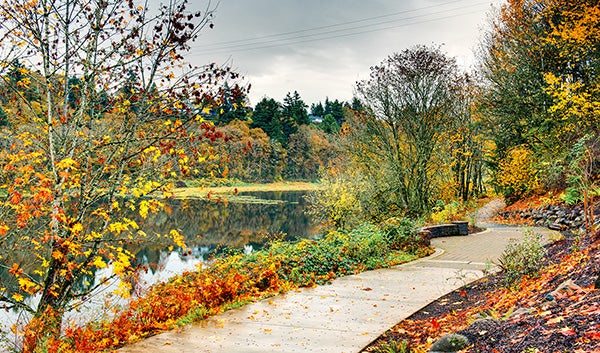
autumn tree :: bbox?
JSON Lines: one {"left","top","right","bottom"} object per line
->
{"left": 285, "top": 125, "right": 338, "bottom": 180}
{"left": 447, "top": 75, "right": 487, "bottom": 201}
{"left": 478, "top": 0, "right": 599, "bottom": 196}
{"left": 478, "top": 0, "right": 557, "bottom": 163}
{"left": 0, "top": 0, "right": 235, "bottom": 350}
{"left": 210, "top": 120, "right": 286, "bottom": 182}
{"left": 351, "top": 45, "right": 460, "bottom": 217}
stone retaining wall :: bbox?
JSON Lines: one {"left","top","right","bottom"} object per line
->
{"left": 421, "top": 221, "right": 469, "bottom": 238}
{"left": 497, "top": 203, "right": 600, "bottom": 232}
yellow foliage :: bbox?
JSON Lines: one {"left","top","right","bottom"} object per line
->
{"left": 496, "top": 146, "right": 541, "bottom": 202}
{"left": 12, "top": 293, "right": 24, "bottom": 302}
{"left": 92, "top": 256, "right": 107, "bottom": 269}
{"left": 170, "top": 229, "right": 186, "bottom": 249}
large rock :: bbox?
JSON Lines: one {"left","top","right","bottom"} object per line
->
{"left": 429, "top": 333, "right": 470, "bottom": 352}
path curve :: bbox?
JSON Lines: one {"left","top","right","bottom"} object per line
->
{"left": 118, "top": 210, "right": 555, "bottom": 353}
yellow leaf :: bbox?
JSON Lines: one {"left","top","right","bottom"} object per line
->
{"left": 72, "top": 222, "right": 83, "bottom": 234}
{"left": 12, "top": 293, "right": 24, "bottom": 302}
{"left": 93, "top": 256, "right": 107, "bottom": 269}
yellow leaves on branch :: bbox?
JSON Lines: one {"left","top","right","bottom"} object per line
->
{"left": 170, "top": 229, "right": 186, "bottom": 249}
{"left": 11, "top": 293, "right": 24, "bottom": 302}
{"left": 18, "top": 277, "right": 39, "bottom": 294}
{"left": 137, "top": 199, "right": 166, "bottom": 220}
{"left": 496, "top": 146, "right": 541, "bottom": 197}
{"left": 114, "top": 251, "right": 131, "bottom": 272}
{"left": 108, "top": 218, "right": 139, "bottom": 235}
{"left": 132, "top": 180, "right": 161, "bottom": 197}
{"left": 92, "top": 256, "right": 107, "bottom": 269}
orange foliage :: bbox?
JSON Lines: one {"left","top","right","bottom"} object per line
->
{"left": 52, "top": 256, "right": 288, "bottom": 352}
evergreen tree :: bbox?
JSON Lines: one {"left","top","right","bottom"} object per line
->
{"left": 282, "top": 91, "right": 309, "bottom": 125}
{"left": 67, "top": 76, "right": 82, "bottom": 109}
{"left": 324, "top": 98, "right": 345, "bottom": 124}
{"left": 350, "top": 97, "right": 364, "bottom": 112}
{"left": 215, "top": 82, "right": 251, "bottom": 125}
{"left": 251, "top": 97, "right": 283, "bottom": 142}
{"left": 310, "top": 102, "right": 325, "bottom": 117}
{"left": 319, "top": 114, "right": 340, "bottom": 134}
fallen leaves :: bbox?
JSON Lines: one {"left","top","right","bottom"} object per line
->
{"left": 367, "top": 235, "right": 600, "bottom": 353}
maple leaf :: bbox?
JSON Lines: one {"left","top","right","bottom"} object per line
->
{"left": 431, "top": 318, "right": 441, "bottom": 331}
{"left": 547, "top": 316, "right": 564, "bottom": 325}
{"left": 559, "top": 326, "right": 576, "bottom": 336}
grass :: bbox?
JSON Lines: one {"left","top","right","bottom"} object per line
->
{"left": 172, "top": 181, "right": 322, "bottom": 199}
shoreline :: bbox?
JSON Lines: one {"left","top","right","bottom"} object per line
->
{"left": 172, "top": 181, "right": 323, "bottom": 198}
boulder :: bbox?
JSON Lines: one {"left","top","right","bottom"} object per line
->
{"left": 429, "top": 333, "right": 470, "bottom": 352}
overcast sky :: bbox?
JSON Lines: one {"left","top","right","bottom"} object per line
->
{"left": 189, "top": 0, "right": 504, "bottom": 107}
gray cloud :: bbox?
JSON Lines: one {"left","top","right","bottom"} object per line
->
{"left": 189, "top": 0, "right": 502, "bottom": 105}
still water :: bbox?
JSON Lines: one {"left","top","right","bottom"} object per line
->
{"left": 0, "top": 190, "right": 318, "bottom": 335}
{"left": 130, "top": 190, "right": 318, "bottom": 281}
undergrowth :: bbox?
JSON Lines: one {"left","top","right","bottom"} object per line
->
{"left": 50, "top": 221, "right": 430, "bottom": 352}
{"left": 498, "top": 229, "right": 547, "bottom": 286}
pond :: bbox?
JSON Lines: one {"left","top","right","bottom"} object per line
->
{"left": 129, "top": 190, "right": 319, "bottom": 281}
{"left": 0, "top": 190, "right": 320, "bottom": 336}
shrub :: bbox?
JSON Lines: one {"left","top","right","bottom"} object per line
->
{"left": 380, "top": 217, "right": 424, "bottom": 253}
{"left": 371, "top": 340, "right": 410, "bottom": 353}
{"left": 429, "top": 200, "right": 476, "bottom": 225}
{"left": 498, "top": 230, "right": 547, "bottom": 286}
{"left": 305, "top": 176, "right": 363, "bottom": 230}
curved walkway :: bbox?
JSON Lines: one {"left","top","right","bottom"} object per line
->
{"left": 119, "top": 223, "right": 556, "bottom": 353}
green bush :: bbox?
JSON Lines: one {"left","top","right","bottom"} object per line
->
{"left": 371, "top": 340, "right": 410, "bottom": 353}
{"left": 380, "top": 217, "right": 423, "bottom": 253}
{"left": 346, "top": 223, "right": 388, "bottom": 268}
{"left": 210, "top": 221, "right": 424, "bottom": 289}
{"left": 498, "top": 230, "right": 547, "bottom": 286}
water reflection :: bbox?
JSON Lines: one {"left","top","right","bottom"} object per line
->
{"left": 0, "top": 191, "right": 318, "bottom": 337}
{"left": 129, "top": 190, "right": 316, "bottom": 265}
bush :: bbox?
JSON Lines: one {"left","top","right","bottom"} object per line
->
{"left": 380, "top": 217, "right": 424, "bottom": 253}
{"left": 371, "top": 340, "right": 410, "bottom": 353}
{"left": 270, "top": 223, "right": 400, "bottom": 285}
{"left": 498, "top": 230, "right": 547, "bottom": 286}
{"left": 429, "top": 200, "right": 475, "bottom": 225}
{"left": 305, "top": 176, "right": 363, "bottom": 230}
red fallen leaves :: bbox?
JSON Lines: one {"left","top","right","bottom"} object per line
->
{"left": 53, "top": 254, "right": 289, "bottom": 352}
{"left": 559, "top": 326, "right": 577, "bottom": 336}
{"left": 585, "top": 329, "right": 600, "bottom": 341}
{"left": 431, "top": 317, "right": 441, "bottom": 331}
{"left": 366, "top": 237, "right": 600, "bottom": 352}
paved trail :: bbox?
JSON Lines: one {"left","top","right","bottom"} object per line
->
{"left": 119, "top": 201, "right": 554, "bottom": 353}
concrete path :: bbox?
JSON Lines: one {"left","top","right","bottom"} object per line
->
{"left": 119, "top": 224, "right": 555, "bottom": 353}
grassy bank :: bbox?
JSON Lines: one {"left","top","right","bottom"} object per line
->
{"left": 172, "top": 181, "right": 322, "bottom": 199}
